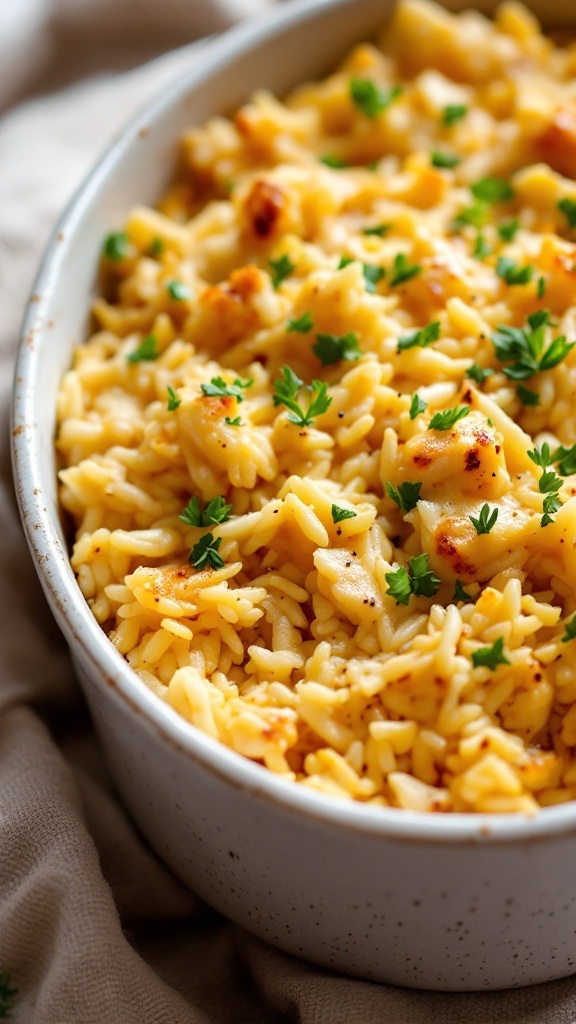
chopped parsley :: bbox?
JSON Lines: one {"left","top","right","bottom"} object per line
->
{"left": 471, "top": 636, "right": 511, "bottom": 670}
{"left": 492, "top": 310, "right": 575, "bottom": 380}
{"left": 103, "top": 231, "right": 128, "bottom": 261}
{"left": 558, "top": 198, "right": 576, "bottom": 229}
{"left": 273, "top": 366, "right": 332, "bottom": 427}
{"left": 386, "top": 480, "right": 422, "bottom": 513}
{"left": 452, "top": 201, "right": 487, "bottom": 231}
{"left": 442, "top": 104, "right": 468, "bottom": 126}
{"left": 390, "top": 253, "right": 422, "bottom": 287}
{"left": 331, "top": 503, "right": 357, "bottom": 524}
{"left": 188, "top": 533, "right": 224, "bottom": 571}
{"left": 469, "top": 503, "right": 498, "bottom": 534}
{"left": 562, "top": 614, "right": 576, "bottom": 643}
{"left": 555, "top": 443, "right": 576, "bottom": 476}
{"left": 349, "top": 78, "right": 402, "bottom": 118}
{"left": 225, "top": 416, "right": 242, "bottom": 426}
{"left": 201, "top": 376, "right": 252, "bottom": 401}
{"left": 409, "top": 393, "right": 427, "bottom": 419}
{"left": 338, "top": 256, "right": 385, "bottom": 292}
{"left": 428, "top": 405, "right": 470, "bottom": 430}
{"left": 398, "top": 320, "right": 440, "bottom": 352}
{"left": 166, "top": 385, "right": 181, "bottom": 411}
{"left": 431, "top": 150, "right": 461, "bottom": 169}
{"left": 288, "top": 311, "right": 314, "bottom": 333}
{"left": 362, "top": 223, "right": 392, "bottom": 237}
{"left": 537, "top": 275, "right": 547, "bottom": 299}
{"left": 453, "top": 579, "right": 473, "bottom": 602}
{"left": 319, "top": 154, "right": 349, "bottom": 169}
{"left": 473, "top": 234, "right": 491, "bottom": 260}
{"left": 471, "top": 176, "right": 514, "bottom": 204}
{"left": 517, "top": 385, "right": 540, "bottom": 407}
{"left": 166, "top": 279, "right": 191, "bottom": 301}
{"left": 149, "top": 236, "right": 164, "bottom": 256}
{"left": 180, "top": 495, "right": 233, "bottom": 528}
{"left": 498, "top": 219, "right": 520, "bottom": 243}
{"left": 466, "top": 363, "right": 493, "bottom": 385}
{"left": 386, "top": 553, "right": 441, "bottom": 605}
{"left": 0, "top": 971, "right": 17, "bottom": 1019}
{"left": 127, "top": 334, "right": 159, "bottom": 363}
{"left": 269, "top": 255, "right": 296, "bottom": 289}
{"left": 527, "top": 443, "right": 553, "bottom": 469}
{"left": 496, "top": 257, "right": 534, "bottom": 286}
{"left": 313, "top": 332, "right": 361, "bottom": 365}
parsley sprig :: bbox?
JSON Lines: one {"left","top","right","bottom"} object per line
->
{"left": 469, "top": 503, "right": 498, "bottom": 534}
{"left": 166, "top": 385, "right": 181, "bottom": 411}
{"left": 201, "top": 376, "right": 253, "bottom": 401}
{"left": 103, "top": 231, "right": 129, "bottom": 261}
{"left": 273, "top": 366, "right": 332, "bottom": 427}
{"left": 331, "top": 504, "right": 357, "bottom": 524}
{"left": 431, "top": 150, "right": 461, "bottom": 169}
{"left": 180, "top": 495, "right": 232, "bottom": 528}
{"left": 349, "top": 78, "right": 402, "bottom": 118}
{"left": 466, "top": 363, "right": 493, "bottom": 385}
{"left": 428, "top": 405, "right": 470, "bottom": 431}
{"left": 496, "top": 257, "right": 534, "bottom": 286}
{"left": 492, "top": 310, "right": 575, "bottom": 380}
{"left": 386, "top": 480, "right": 422, "bottom": 513}
{"left": 288, "top": 312, "right": 314, "bottom": 333}
{"left": 127, "top": 334, "right": 159, "bottom": 363}
{"left": 390, "top": 253, "right": 422, "bottom": 287}
{"left": 471, "top": 176, "right": 514, "bottom": 204}
{"left": 442, "top": 104, "right": 467, "bottom": 125}
{"left": 188, "top": 533, "right": 224, "bottom": 571}
{"left": 539, "top": 469, "right": 563, "bottom": 527}
{"left": 410, "top": 393, "right": 427, "bottom": 419}
{"left": 313, "top": 332, "right": 361, "bottom": 365}
{"left": 398, "top": 321, "right": 440, "bottom": 352}
{"left": 385, "top": 553, "right": 441, "bottom": 606}
{"left": 562, "top": 614, "right": 576, "bottom": 643}
{"left": 471, "top": 636, "right": 511, "bottom": 670}
{"left": 269, "top": 255, "right": 296, "bottom": 289}
{"left": 453, "top": 579, "right": 473, "bottom": 602}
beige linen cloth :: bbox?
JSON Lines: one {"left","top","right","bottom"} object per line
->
{"left": 3, "top": 2, "right": 576, "bottom": 1021}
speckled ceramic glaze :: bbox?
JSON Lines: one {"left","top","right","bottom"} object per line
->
{"left": 12, "top": 0, "right": 576, "bottom": 991}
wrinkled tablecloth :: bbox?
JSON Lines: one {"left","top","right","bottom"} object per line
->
{"left": 3, "top": 0, "right": 576, "bottom": 1020}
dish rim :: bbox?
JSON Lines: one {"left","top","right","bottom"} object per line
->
{"left": 12, "top": 0, "right": 576, "bottom": 845}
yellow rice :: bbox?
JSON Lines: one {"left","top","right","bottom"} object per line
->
{"left": 57, "top": 0, "right": 576, "bottom": 813}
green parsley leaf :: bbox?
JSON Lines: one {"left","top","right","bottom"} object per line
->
{"left": 496, "top": 257, "right": 534, "bottom": 286}
{"left": 225, "top": 416, "right": 242, "bottom": 426}
{"left": 471, "top": 176, "right": 514, "bottom": 204}
{"left": 0, "top": 971, "right": 18, "bottom": 1018}
{"left": 386, "top": 480, "right": 422, "bottom": 513}
{"left": 469, "top": 502, "right": 498, "bottom": 534}
{"left": 390, "top": 253, "right": 422, "bottom": 287}
{"left": 562, "top": 614, "right": 576, "bottom": 643}
{"left": 537, "top": 275, "right": 546, "bottom": 299}
{"left": 397, "top": 321, "right": 440, "bottom": 352}
{"left": 466, "top": 363, "right": 493, "bottom": 385}
{"left": 288, "top": 311, "right": 314, "bottom": 333}
{"left": 409, "top": 553, "right": 442, "bottom": 598}
{"left": 538, "top": 468, "right": 563, "bottom": 527}
{"left": 362, "top": 223, "right": 392, "bottom": 237}
{"left": 541, "top": 490, "right": 562, "bottom": 527}
{"left": 442, "top": 104, "right": 468, "bottom": 126}
{"left": 555, "top": 443, "right": 576, "bottom": 476}
{"left": 149, "top": 236, "right": 164, "bottom": 256}
{"left": 527, "top": 443, "right": 553, "bottom": 469}
{"left": 431, "top": 150, "right": 461, "bottom": 169}
{"left": 273, "top": 366, "right": 332, "bottom": 427}
{"left": 452, "top": 201, "right": 488, "bottom": 231}
{"left": 269, "top": 255, "right": 296, "bottom": 289}
{"left": 498, "top": 219, "right": 520, "bottom": 243}
{"left": 188, "top": 533, "right": 224, "bottom": 571}
{"left": 385, "top": 564, "right": 412, "bottom": 605}
{"left": 516, "top": 384, "right": 540, "bottom": 407}
{"left": 363, "top": 263, "right": 386, "bottom": 292}
{"left": 471, "top": 635, "right": 511, "bottom": 670}
{"left": 180, "top": 495, "right": 233, "bottom": 528}
{"left": 103, "top": 231, "right": 128, "bottom": 261}
{"left": 558, "top": 198, "right": 576, "bottom": 229}
{"left": 385, "top": 553, "right": 441, "bottom": 605}
{"left": 201, "top": 376, "right": 253, "bottom": 401}
{"left": 349, "top": 78, "right": 402, "bottom": 118}
{"left": 539, "top": 469, "right": 562, "bottom": 495}
{"left": 166, "top": 385, "right": 181, "bottom": 411}
{"left": 453, "top": 579, "right": 473, "bottom": 602}
{"left": 331, "top": 503, "right": 357, "bottom": 524}
{"left": 313, "top": 332, "right": 361, "bottom": 366}
{"left": 166, "top": 279, "right": 191, "bottom": 301}
{"left": 127, "top": 334, "right": 159, "bottom": 363}
{"left": 428, "top": 405, "right": 470, "bottom": 431}
{"left": 473, "top": 234, "right": 491, "bottom": 260}
{"left": 319, "top": 154, "right": 349, "bottom": 169}
{"left": 409, "top": 393, "right": 427, "bottom": 419}
{"left": 492, "top": 310, "right": 575, "bottom": 380}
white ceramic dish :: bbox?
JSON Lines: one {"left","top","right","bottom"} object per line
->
{"left": 12, "top": 0, "right": 576, "bottom": 991}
